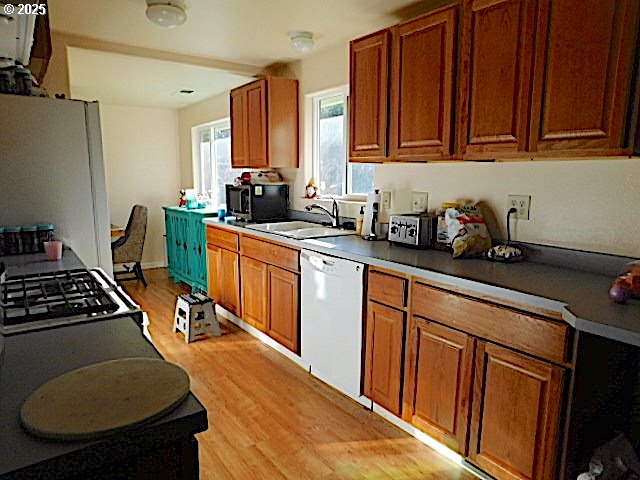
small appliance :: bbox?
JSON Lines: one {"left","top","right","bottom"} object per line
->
{"left": 361, "top": 190, "right": 382, "bottom": 240}
{"left": 225, "top": 183, "right": 289, "bottom": 222}
{"left": 388, "top": 214, "right": 437, "bottom": 248}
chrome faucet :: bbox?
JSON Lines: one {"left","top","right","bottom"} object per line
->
{"left": 305, "top": 197, "right": 340, "bottom": 228}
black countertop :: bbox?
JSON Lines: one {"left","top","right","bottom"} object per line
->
{"left": 1, "top": 248, "right": 85, "bottom": 277}
{"left": 0, "top": 317, "right": 208, "bottom": 479}
{"left": 205, "top": 218, "right": 640, "bottom": 347}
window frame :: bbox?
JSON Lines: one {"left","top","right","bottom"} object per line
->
{"left": 311, "top": 86, "right": 369, "bottom": 200}
{"left": 192, "top": 117, "right": 235, "bottom": 208}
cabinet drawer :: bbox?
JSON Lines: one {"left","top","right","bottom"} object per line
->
{"left": 206, "top": 226, "right": 239, "bottom": 252}
{"left": 368, "top": 270, "right": 407, "bottom": 309}
{"left": 241, "top": 236, "right": 299, "bottom": 272}
{"left": 412, "top": 281, "right": 569, "bottom": 364}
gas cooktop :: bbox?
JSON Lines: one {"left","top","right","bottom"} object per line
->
{"left": 0, "top": 269, "right": 133, "bottom": 335}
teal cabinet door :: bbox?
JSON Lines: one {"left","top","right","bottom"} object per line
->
{"left": 164, "top": 206, "right": 216, "bottom": 291}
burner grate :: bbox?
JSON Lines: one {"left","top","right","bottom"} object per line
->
{"left": 0, "top": 269, "right": 119, "bottom": 326}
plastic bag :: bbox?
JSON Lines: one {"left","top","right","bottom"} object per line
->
{"left": 445, "top": 205, "right": 492, "bottom": 258}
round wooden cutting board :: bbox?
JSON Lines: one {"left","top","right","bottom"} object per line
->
{"left": 20, "top": 358, "right": 190, "bottom": 441}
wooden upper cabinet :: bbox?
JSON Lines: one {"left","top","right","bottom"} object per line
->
{"left": 349, "top": 31, "right": 390, "bottom": 162}
{"left": 388, "top": 6, "right": 457, "bottom": 160}
{"left": 457, "top": 0, "right": 537, "bottom": 159}
{"left": 230, "top": 88, "right": 247, "bottom": 167}
{"left": 245, "top": 80, "right": 267, "bottom": 168}
{"left": 529, "top": 0, "right": 640, "bottom": 156}
{"left": 469, "top": 342, "right": 565, "bottom": 480}
{"left": 230, "top": 76, "right": 299, "bottom": 168}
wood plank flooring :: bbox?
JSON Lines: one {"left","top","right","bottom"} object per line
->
{"left": 123, "top": 268, "right": 477, "bottom": 480}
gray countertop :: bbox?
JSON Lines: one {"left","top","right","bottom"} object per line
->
{"left": 1, "top": 248, "right": 85, "bottom": 278}
{"left": 0, "top": 317, "right": 207, "bottom": 479}
{"left": 204, "top": 218, "right": 640, "bottom": 347}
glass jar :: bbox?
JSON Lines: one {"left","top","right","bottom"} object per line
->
{"left": 0, "top": 227, "right": 5, "bottom": 256}
{"left": 37, "top": 224, "right": 55, "bottom": 253}
{"left": 4, "top": 226, "right": 22, "bottom": 255}
{"left": 21, "top": 225, "right": 38, "bottom": 254}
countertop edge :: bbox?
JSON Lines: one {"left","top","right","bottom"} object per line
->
{"left": 203, "top": 219, "right": 640, "bottom": 348}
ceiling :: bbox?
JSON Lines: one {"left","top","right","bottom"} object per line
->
{"left": 49, "top": 0, "right": 430, "bottom": 109}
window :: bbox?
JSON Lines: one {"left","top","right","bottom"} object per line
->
{"left": 313, "top": 88, "right": 374, "bottom": 197}
{"left": 194, "top": 119, "right": 241, "bottom": 207}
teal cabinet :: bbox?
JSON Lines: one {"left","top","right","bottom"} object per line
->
{"left": 163, "top": 206, "right": 217, "bottom": 292}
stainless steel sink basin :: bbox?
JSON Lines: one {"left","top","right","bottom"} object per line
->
{"left": 244, "top": 221, "right": 357, "bottom": 239}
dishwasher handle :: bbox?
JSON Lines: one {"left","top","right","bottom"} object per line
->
{"left": 301, "top": 251, "right": 335, "bottom": 267}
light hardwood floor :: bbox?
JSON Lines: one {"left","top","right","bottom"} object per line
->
{"left": 123, "top": 268, "right": 477, "bottom": 480}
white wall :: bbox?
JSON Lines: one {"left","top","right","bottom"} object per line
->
{"left": 100, "top": 105, "right": 181, "bottom": 268}
{"left": 177, "top": 93, "right": 230, "bottom": 188}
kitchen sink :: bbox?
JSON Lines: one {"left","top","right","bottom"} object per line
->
{"left": 244, "top": 221, "right": 357, "bottom": 239}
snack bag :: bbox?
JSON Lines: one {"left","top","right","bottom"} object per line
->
{"left": 445, "top": 205, "right": 492, "bottom": 258}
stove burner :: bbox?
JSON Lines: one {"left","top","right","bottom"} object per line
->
{"left": 1, "top": 269, "right": 119, "bottom": 326}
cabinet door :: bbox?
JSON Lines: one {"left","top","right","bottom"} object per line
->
{"left": 364, "top": 301, "right": 405, "bottom": 415}
{"left": 230, "top": 87, "right": 247, "bottom": 167}
{"left": 189, "top": 216, "right": 207, "bottom": 290}
{"left": 457, "top": 0, "right": 537, "bottom": 158}
{"left": 529, "top": 0, "right": 639, "bottom": 156}
{"left": 349, "top": 30, "right": 390, "bottom": 162}
{"left": 207, "top": 244, "right": 222, "bottom": 303}
{"left": 240, "top": 256, "right": 268, "bottom": 331}
{"left": 469, "top": 342, "right": 565, "bottom": 480}
{"left": 388, "top": 6, "right": 457, "bottom": 160}
{"left": 220, "top": 249, "right": 241, "bottom": 317}
{"left": 245, "top": 80, "right": 268, "bottom": 168}
{"left": 175, "top": 214, "right": 192, "bottom": 280}
{"left": 267, "top": 266, "right": 299, "bottom": 353}
{"left": 164, "top": 211, "right": 176, "bottom": 275}
{"left": 403, "top": 317, "right": 474, "bottom": 454}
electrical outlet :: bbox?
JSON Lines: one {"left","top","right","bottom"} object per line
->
{"left": 411, "top": 191, "right": 429, "bottom": 213}
{"left": 508, "top": 195, "right": 531, "bottom": 220}
{"left": 382, "top": 191, "right": 392, "bottom": 210}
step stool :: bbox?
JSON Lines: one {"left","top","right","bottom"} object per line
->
{"left": 173, "top": 293, "right": 221, "bottom": 343}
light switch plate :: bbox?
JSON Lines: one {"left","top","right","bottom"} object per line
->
{"left": 382, "top": 191, "right": 392, "bottom": 210}
{"left": 411, "top": 191, "right": 428, "bottom": 213}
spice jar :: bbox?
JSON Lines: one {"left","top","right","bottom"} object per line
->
{"left": 37, "top": 224, "right": 55, "bottom": 253}
{"left": 4, "top": 226, "right": 22, "bottom": 255}
{"left": 0, "top": 227, "right": 5, "bottom": 256}
{"left": 21, "top": 225, "right": 38, "bottom": 254}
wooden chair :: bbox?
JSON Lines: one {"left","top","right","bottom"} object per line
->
{"left": 112, "top": 205, "right": 148, "bottom": 286}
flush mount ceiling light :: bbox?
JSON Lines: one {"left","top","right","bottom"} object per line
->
{"left": 289, "top": 31, "right": 314, "bottom": 53}
{"left": 146, "top": 0, "right": 187, "bottom": 28}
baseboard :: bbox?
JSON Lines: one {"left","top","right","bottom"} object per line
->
{"left": 141, "top": 261, "right": 166, "bottom": 270}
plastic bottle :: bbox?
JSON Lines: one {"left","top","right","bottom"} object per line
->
{"left": 21, "top": 225, "right": 38, "bottom": 254}
{"left": 356, "top": 206, "right": 364, "bottom": 235}
{"left": 4, "top": 226, "right": 22, "bottom": 255}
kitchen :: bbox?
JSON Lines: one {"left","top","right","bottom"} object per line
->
{"left": 1, "top": 0, "right": 640, "bottom": 479}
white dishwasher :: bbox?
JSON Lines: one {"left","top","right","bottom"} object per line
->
{"left": 301, "top": 250, "right": 369, "bottom": 406}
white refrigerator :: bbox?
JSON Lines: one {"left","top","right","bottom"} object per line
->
{"left": 0, "top": 94, "right": 112, "bottom": 275}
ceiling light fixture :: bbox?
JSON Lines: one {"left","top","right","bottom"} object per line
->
{"left": 146, "top": 0, "right": 187, "bottom": 28}
{"left": 289, "top": 31, "right": 315, "bottom": 53}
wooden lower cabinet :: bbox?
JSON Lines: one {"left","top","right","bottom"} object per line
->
{"left": 207, "top": 245, "right": 240, "bottom": 316}
{"left": 240, "top": 256, "right": 269, "bottom": 332}
{"left": 267, "top": 266, "right": 299, "bottom": 353}
{"left": 364, "top": 301, "right": 406, "bottom": 415}
{"left": 403, "top": 317, "right": 475, "bottom": 454}
{"left": 469, "top": 342, "right": 565, "bottom": 480}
